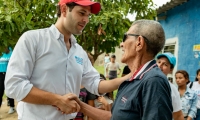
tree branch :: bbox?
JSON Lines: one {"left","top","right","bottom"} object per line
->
{"left": 16, "top": 0, "right": 24, "bottom": 10}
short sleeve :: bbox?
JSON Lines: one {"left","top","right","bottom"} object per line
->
{"left": 105, "top": 63, "right": 110, "bottom": 69}
{"left": 170, "top": 82, "right": 182, "bottom": 112}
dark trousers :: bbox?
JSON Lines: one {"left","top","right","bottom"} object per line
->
{"left": 0, "top": 72, "right": 14, "bottom": 107}
{"left": 0, "top": 72, "right": 5, "bottom": 107}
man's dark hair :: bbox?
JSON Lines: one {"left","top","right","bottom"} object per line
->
{"left": 56, "top": 2, "right": 78, "bottom": 17}
{"left": 170, "top": 64, "right": 174, "bottom": 69}
{"left": 111, "top": 55, "right": 116, "bottom": 58}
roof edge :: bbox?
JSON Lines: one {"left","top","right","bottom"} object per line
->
{"left": 156, "top": 0, "right": 189, "bottom": 15}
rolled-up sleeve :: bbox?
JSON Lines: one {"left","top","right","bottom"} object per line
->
{"left": 5, "top": 32, "right": 36, "bottom": 101}
{"left": 188, "top": 93, "right": 197, "bottom": 118}
{"left": 81, "top": 52, "right": 100, "bottom": 96}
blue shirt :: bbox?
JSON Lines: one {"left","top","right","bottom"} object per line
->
{"left": 111, "top": 60, "right": 173, "bottom": 120}
{"left": 0, "top": 48, "right": 12, "bottom": 72}
{"left": 180, "top": 86, "right": 197, "bottom": 118}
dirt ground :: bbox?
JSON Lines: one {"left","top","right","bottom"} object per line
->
{"left": 0, "top": 98, "right": 17, "bottom": 120}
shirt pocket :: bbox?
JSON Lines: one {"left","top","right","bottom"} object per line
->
{"left": 185, "top": 94, "right": 194, "bottom": 110}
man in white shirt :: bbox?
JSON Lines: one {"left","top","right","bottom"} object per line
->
{"left": 4, "top": 0, "right": 129, "bottom": 120}
{"left": 156, "top": 52, "right": 184, "bottom": 120}
{"left": 106, "top": 54, "right": 121, "bottom": 80}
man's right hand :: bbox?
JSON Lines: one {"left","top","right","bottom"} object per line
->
{"left": 54, "top": 93, "right": 80, "bottom": 114}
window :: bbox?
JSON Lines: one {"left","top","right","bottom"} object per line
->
{"left": 162, "top": 45, "right": 175, "bottom": 54}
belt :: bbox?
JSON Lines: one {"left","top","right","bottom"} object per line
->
{"left": 0, "top": 72, "right": 6, "bottom": 74}
{"left": 184, "top": 116, "right": 188, "bottom": 118}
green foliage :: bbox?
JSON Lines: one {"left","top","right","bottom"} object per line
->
{"left": 0, "top": 0, "right": 156, "bottom": 60}
{"left": 0, "top": 0, "right": 58, "bottom": 52}
{"left": 77, "top": 0, "right": 156, "bottom": 61}
{"left": 94, "top": 65, "right": 105, "bottom": 75}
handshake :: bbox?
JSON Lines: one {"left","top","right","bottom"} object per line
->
{"left": 52, "top": 93, "right": 82, "bottom": 114}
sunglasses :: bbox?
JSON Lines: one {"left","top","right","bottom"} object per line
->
{"left": 123, "top": 33, "right": 150, "bottom": 43}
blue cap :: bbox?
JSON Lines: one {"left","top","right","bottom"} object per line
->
{"left": 156, "top": 52, "right": 176, "bottom": 68}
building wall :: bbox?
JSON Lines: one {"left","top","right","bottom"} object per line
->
{"left": 158, "top": 0, "right": 200, "bottom": 81}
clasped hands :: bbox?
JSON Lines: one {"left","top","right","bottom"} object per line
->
{"left": 53, "top": 93, "right": 80, "bottom": 114}
{"left": 52, "top": 73, "right": 132, "bottom": 114}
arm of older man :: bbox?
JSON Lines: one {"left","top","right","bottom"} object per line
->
{"left": 69, "top": 95, "right": 112, "bottom": 120}
{"left": 67, "top": 73, "right": 131, "bottom": 119}
{"left": 98, "top": 73, "right": 131, "bottom": 94}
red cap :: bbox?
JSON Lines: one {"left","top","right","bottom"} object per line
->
{"left": 58, "top": 0, "right": 101, "bottom": 14}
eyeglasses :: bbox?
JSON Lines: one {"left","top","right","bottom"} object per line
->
{"left": 123, "top": 33, "right": 150, "bottom": 44}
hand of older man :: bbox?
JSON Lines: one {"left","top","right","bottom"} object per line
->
{"left": 123, "top": 73, "right": 132, "bottom": 81}
{"left": 53, "top": 93, "right": 80, "bottom": 114}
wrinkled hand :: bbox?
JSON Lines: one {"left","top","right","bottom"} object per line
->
{"left": 53, "top": 93, "right": 80, "bottom": 114}
{"left": 68, "top": 94, "right": 81, "bottom": 104}
{"left": 123, "top": 73, "right": 132, "bottom": 81}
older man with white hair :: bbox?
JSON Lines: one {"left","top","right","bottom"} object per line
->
{"left": 70, "top": 19, "right": 173, "bottom": 120}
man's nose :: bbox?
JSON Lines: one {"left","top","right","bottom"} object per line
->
{"left": 83, "top": 16, "right": 89, "bottom": 24}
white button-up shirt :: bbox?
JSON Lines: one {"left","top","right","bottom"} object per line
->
{"left": 5, "top": 25, "right": 100, "bottom": 120}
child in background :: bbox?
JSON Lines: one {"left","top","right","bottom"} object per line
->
{"left": 74, "top": 87, "right": 87, "bottom": 120}
{"left": 74, "top": 86, "right": 97, "bottom": 120}
{"left": 188, "top": 69, "right": 200, "bottom": 120}
{"left": 175, "top": 70, "right": 197, "bottom": 120}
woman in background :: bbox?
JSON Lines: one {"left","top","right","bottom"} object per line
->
{"left": 188, "top": 69, "right": 200, "bottom": 120}
{"left": 175, "top": 70, "right": 197, "bottom": 120}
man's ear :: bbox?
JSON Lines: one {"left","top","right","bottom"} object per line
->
{"left": 60, "top": 4, "right": 67, "bottom": 17}
{"left": 136, "top": 36, "right": 145, "bottom": 52}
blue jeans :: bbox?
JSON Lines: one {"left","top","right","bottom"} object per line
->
{"left": 194, "top": 109, "right": 200, "bottom": 120}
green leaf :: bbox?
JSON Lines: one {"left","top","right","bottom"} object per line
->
{"left": 0, "top": 0, "right": 156, "bottom": 61}
{"left": 5, "top": 15, "right": 11, "bottom": 22}
{"left": 6, "top": 23, "right": 11, "bottom": 36}
{"left": 26, "top": 13, "right": 33, "bottom": 22}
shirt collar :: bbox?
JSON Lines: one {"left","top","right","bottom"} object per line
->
{"left": 129, "top": 60, "right": 157, "bottom": 81}
{"left": 49, "top": 24, "right": 77, "bottom": 45}
{"left": 185, "top": 86, "right": 193, "bottom": 94}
